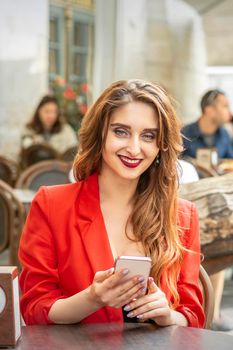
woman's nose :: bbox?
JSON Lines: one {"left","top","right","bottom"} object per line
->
{"left": 126, "top": 136, "right": 141, "bottom": 156}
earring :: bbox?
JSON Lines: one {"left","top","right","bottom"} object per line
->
{"left": 155, "top": 154, "right": 160, "bottom": 165}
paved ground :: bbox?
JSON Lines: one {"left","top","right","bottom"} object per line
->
{"left": 1, "top": 249, "right": 233, "bottom": 334}
{"left": 221, "top": 279, "right": 233, "bottom": 335}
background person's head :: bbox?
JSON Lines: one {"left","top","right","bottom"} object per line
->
{"left": 27, "top": 95, "right": 63, "bottom": 133}
{"left": 200, "top": 89, "right": 231, "bottom": 126}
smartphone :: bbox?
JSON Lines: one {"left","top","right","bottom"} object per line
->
{"left": 114, "top": 256, "right": 152, "bottom": 284}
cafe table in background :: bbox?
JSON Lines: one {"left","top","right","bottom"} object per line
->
{"left": 13, "top": 189, "right": 36, "bottom": 206}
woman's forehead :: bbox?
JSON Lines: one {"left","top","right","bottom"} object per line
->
{"left": 110, "top": 101, "right": 158, "bottom": 126}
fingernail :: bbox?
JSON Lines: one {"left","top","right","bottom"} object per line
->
{"left": 141, "top": 287, "right": 146, "bottom": 294}
{"left": 108, "top": 268, "right": 114, "bottom": 274}
{"left": 124, "top": 305, "right": 130, "bottom": 311}
{"left": 138, "top": 276, "right": 145, "bottom": 282}
{"left": 137, "top": 314, "right": 143, "bottom": 319}
{"left": 122, "top": 268, "right": 129, "bottom": 275}
{"left": 127, "top": 312, "right": 134, "bottom": 318}
{"left": 149, "top": 277, "right": 154, "bottom": 283}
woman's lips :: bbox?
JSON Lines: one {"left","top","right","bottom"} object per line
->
{"left": 118, "top": 155, "right": 142, "bottom": 168}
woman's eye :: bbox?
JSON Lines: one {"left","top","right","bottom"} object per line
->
{"left": 114, "top": 129, "right": 128, "bottom": 137}
{"left": 142, "top": 133, "right": 156, "bottom": 141}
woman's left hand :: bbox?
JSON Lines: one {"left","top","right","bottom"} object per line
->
{"left": 123, "top": 277, "right": 174, "bottom": 326}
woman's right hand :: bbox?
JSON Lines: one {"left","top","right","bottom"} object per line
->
{"left": 88, "top": 268, "right": 147, "bottom": 309}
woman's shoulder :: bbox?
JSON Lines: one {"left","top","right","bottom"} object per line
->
{"left": 56, "top": 123, "right": 77, "bottom": 144}
{"left": 177, "top": 199, "right": 199, "bottom": 249}
{"left": 177, "top": 197, "right": 194, "bottom": 212}
{"left": 34, "top": 173, "right": 97, "bottom": 205}
{"left": 33, "top": 174, "right": 98, "bottom": 216}
{"left": 35, "top": 181, "right": 82, "bottom": 204}
{"left": 21, "top": 125, "right": 35, "bottom": 136}
{"left": 21, "top": 126, "right": 37, "bottom": 148}
{"left": 177, "top": 198, "right": 197, "bottom": 228}
{"left": 61, "top": 123, "right": 76, "bottom": 134}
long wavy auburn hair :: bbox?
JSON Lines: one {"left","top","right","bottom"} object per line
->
{"left": 73, "top": 79, "right": 185, "bottom": 308}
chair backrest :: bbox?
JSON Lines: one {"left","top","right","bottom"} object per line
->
{"left": 0, "top": 180, "right": 25, "bottom": 266}
{"left": 20, "top": 143, "right": 58, "bottom": 169}
{"left": 0, "top": 184, "right": 13, "bottom": 253}
{"left": 60, "top": 146, "right": 78, "bottom": 162}
{"left": 16, "top": 160, "right": 71, "bottom": 191}
{"left": 0, "top": 156, "right": 19, "bottom": 186}
{"left": 199, "top": 265, "right": 214, "bottom": 329}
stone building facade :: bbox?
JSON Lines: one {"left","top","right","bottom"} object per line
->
{"left": 0, "top": 0, "right": 232, "bottom": 160}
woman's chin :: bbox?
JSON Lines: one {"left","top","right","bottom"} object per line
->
{"left": 114, "top": 167, "right": 143, "bottom": 181}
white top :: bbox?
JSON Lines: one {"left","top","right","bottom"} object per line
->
{"left": 21, "top": 124, "right": 78, "bottom": 154}
{"left": 178, "top": 160, "right": 199, "bottom": 184}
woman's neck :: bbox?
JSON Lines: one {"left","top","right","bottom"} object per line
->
{"left": 98, "top": 168, "right": 139, "bottom": 207}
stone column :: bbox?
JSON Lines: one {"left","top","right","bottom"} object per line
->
{"left": 93, "top": 0, "right": 208, "bottom": 124}
{"left": 114, "top": 0, "right": 147, "bottom": 79}
{"left": 92, "top": 0, "right": 117, "bottom": 99}
{"left": 166, "top": 0, "right": 208, "bottom": 123}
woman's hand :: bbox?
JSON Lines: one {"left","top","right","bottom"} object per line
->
{"left": 123, "top": 277, "right": 187, "bottom": 326}
{"left": 88, "top": 267, "right": 147, "bottom": 309}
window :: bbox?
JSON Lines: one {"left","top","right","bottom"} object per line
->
{"left": 49, "top": 3, "right": 94, "bottom": 84}
{"left": 49, "top": 6, "right": 64, "bottom": 80}
{"left": 70, "top": 12, "right": 94, "bottom": 83}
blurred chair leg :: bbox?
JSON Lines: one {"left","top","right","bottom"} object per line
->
{"left": 209, "top": 270, "right": 233, "bottom": 331}
{"left": 210, "top": 270, "right": 225, "bottom": 321}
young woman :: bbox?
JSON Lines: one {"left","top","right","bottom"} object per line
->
{"left": 21, "top": 95, "right": 77, "bottom": 153}
{"left": 19, "top": 80, "right": 205, "bottom": 327}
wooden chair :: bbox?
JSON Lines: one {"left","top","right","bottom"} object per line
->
{"left": 0, "top": 180, "right": 25, "bottom": 266}
{"left": 199, "top": 265, "right": 214, "bottom": 329}
{"left": 60, "top": 146, "right": 78, "bottom": 162}
{"left": 20, "top": 143, "right": 58, "bottom": 169}
{"left": 0, "top": 182, "right": 12, "bottom": 254}
{"left": 0, "top": 156, "right": 19, "bottom": 186}
{"left": 15, "top": 160, "right": 71, "bottom": 191}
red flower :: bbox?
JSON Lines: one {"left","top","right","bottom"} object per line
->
{"left": 80, "top": 83, "right": 89, "bottom": 93}
{"left": 79, "top": 104, "right": 88, "bottom": 114}
{"left": 64, "top": 87, "right": 76, "bottom": 100}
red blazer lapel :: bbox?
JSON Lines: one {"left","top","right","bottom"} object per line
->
{"left": 76, "top": 173, "right": 115, "bottom": 273}
{"left": 75, "top": 173, "right": 123, "bottom": 323}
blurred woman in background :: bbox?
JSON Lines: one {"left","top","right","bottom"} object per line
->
{"left": 21, "top": 95, "right": 77, "bottom": 154}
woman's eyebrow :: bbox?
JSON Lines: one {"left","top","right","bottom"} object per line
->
{"left": 143, "top": 128, "right": 159, "bottom": 133}
{"left": 110, "top": 123, "right": 131, "bottom": 129}
{"left": 110, "top": 123, "right": 158, "bottom": 132}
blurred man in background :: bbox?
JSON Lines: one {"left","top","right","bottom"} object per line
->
{"left": 182, "top": 89, "right": 233, "bottom": 331}
{"left": 182, "top": 89, "right": 233, "bottom": 159}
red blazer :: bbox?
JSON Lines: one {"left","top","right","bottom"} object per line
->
{"left": 19, "top": 173, "right": 205, "bottom": 327}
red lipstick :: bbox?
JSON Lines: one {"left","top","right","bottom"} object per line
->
{"left": 119, "top": 155, "right": 142, "bottom": 168}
